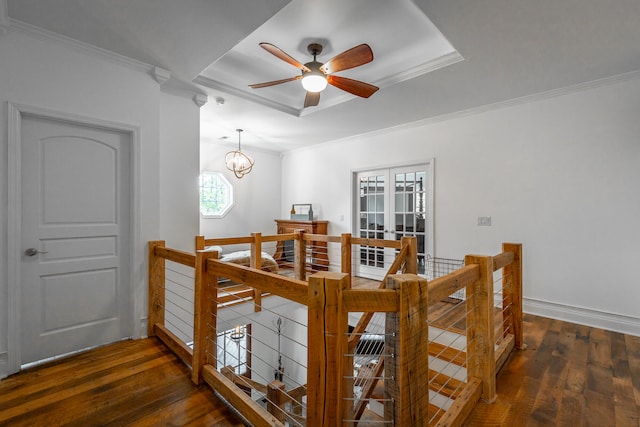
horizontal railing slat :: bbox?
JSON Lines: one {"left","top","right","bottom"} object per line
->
{"left": 203, "top": 365, "right": 284, "bottom": 427}
{"left": 342, "top": 289, "right": 398, "bottom": 312}
{"left": 154, "top": 246, "right": 196, "bottom": 267}
{"left": 204, "top": 236, "right": 255, "bottom": 246}
{"left": 153, "top": 323, "right": 193, "bottom": 364}
{"left": 261, "top": 233, "right": 296, "bottom": 242}
{"left": 492, "top": 251, "right": 515, "bottom": 271}
{"left": 351, "top": 237, "right": 402, "bottom": 249}
{"left": 428, "top": 264, "right": 480, "bottom": 305}
{"left": 207, "top": 259, "right": 309, "bottom": 306}
{"left": 303, "top": 233, "right": 342, "bottom": 243}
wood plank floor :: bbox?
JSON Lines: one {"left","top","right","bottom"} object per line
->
{"left": 0, "top": 338, "right": 245, "bottom": 427}
{"left": 1, "top": 314, "right": 638, "bottom": 426}
{"left": 465, "top": 313, "right": 640, "bottom": 427}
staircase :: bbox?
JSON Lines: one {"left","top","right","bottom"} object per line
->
{"left": 353, "top": 324, "right": 469, "bottom": 426}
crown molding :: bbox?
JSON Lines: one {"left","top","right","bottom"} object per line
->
{"left": 157, "top": 77, "right": 207, "bottom": 104}
{"left": 376, "top": 51, "right": 464, "bottom": 89}
{"left": 283, "top": 68, "right": 640, "bottom": 155}
{"left": 192, "top": 93, "right": 208, "bottom": 108}
{"left": 151, "top": 66, "right": 171, "bottom": 85}
{"left": 8, "top": 17, "right": 214, "bottom": 104}
{"left": 0, "top": 0, "right": 9, "bottom": 34}
{"left": 7, "top": 18, "right": 154, "bottom": 74}
{"left": 404, "top": 68, "right": 640, "bottom": 129}
{"left": 194, "top": 75, "right": 300, "bottom": 117}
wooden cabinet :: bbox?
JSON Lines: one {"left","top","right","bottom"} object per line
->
{"left": 274, "top": 219, "right": 329, "bottom": 271}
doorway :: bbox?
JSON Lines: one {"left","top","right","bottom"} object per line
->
{"left": 354, "top": 162, "right": 434, "bottom": 279}
{"left": 7, "top": 105, "right": 137, "bottom": 372}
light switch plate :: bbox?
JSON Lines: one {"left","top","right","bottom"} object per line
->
{"left": 477, "top": 216, "right": 492, "bottom": 226}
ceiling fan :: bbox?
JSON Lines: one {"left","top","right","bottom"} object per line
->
{"left": 249, "top": 42, "right": 379, "bottom": 108}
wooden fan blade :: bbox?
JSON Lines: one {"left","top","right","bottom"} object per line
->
{"left": 304, "top": 91, "right": 320, "bottom": 108}
{"left": 320, "top": 44, "right": 374, "bottom": 74}
{"left": 327, "top": 75, "right": 379, "bottom": 98}
{"left": 249, "top": 75, "right": 301, "bottom": 89}
{"left": 260, "top": 42, "right": 311, "bottom": 72}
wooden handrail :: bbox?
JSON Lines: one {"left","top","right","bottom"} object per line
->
{"left": 342, "top": 289, "right": 399, "bottom": 312}
{"left": 351, "top": 236, "right": 402, "bottom": 248}
{"left": 206, "top": 259, "right": 309, "bottom": 306}
{"left": 262, "top": 233, "right": 296, "bottom": 243}
{"left": 302, "top": 233, "right": 342, "bottom": 243}
{"left": 221, "top": 366, "right": 269, "bottom": 394}
{"left": 154, "top": 246, "right": 196, "bottom": 267}
{"left": 203, "top": 366, "right": 284, "bottom": 427}
{"left": 492, "top": 251, "right": 515, "bottom": 271}
{"left": 427, "top": 264, "right": 480, "bottom": 306}
{"left": 202, "top": 236, "right": 256, "bottom": 246}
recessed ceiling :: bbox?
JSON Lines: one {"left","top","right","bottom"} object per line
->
{"left": 196, "top": 0, "right": 462, "bottom": 117}
{"left": 5, "top": 0, "right": 640, "bottom": 153}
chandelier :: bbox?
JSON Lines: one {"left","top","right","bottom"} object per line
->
{"left": 225, "top": 129, "right": 254, "bottom": 179}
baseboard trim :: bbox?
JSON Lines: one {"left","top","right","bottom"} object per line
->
{"left": 0, "top": 351, "right": 8, "bottom": 380}
{"left": 523, "top": 297, "right": 640, "bottom": 337}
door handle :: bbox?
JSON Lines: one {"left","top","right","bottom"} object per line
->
{"left": 24, "top": 248, "right": 48, "bottom": 257}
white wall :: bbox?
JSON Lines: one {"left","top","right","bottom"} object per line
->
{"left": 0, "top": 29, "right": 200, "bottom": 377}
{"left": 216, "top": 297, "right": 308, "bottom": 391}
{"left": 160, "top": 92, "right": 201, "bottom": 251}
{"left": 200, "top": 142, "right": 282, "bottom": 239}
{"left": 281, "top": 76, "right": 640, "bottom": 335}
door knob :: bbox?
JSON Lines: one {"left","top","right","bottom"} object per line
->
{"left": 24, "top": 248, "right": 48, "bottom": 257}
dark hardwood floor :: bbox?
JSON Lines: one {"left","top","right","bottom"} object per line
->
{"left": 465, "top": 314, "right": 640, "bottom": 427}
{"left": 0, "top": 338, "right": 244, "bottom": 427}
{"left": 1, "top": 314, "right": 638, "bottom": 426}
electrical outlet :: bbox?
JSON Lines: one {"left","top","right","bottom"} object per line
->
{"left": 477, "top": 216, "right": 492, "bottom": 226}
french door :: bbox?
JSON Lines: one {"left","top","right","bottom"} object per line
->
{"left": 355, "top": 163, "right": 433, "bottom": 279}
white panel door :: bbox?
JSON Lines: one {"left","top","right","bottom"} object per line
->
{"left": 20, "top": 116, "right": 131, "bottom": 365}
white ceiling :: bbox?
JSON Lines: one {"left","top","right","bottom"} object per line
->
{"left": 197, "top": 0, "right": 462, "bottom": 117}
{"left": 6, "top": 0, "right": 640, "bottom": 153}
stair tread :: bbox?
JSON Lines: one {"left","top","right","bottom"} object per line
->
{"left": 357, "top": 409, "right": 385, "bottom": 426}
{"left": 429, "top": 341, "right": 467, "bottom": 366}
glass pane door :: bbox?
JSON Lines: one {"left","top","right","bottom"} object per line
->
{"left": 355, "top": 163, "right": 433, "bottom": 279}
{"left": 393, "top": 167, "right": 430, "bottom": 275}
{"left": 356, "top": 171, "right": 390, "bottom": 279}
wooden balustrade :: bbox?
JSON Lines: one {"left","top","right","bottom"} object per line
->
{"left": 149, "top": 237, "right": 523, "bottom": 426}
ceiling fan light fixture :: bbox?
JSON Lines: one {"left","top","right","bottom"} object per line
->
{"left": 250, "top": 42, "right": 377, "bottom": 106}
{"left": 301, "top": 71, "right": 327, "bottom": 92}
{"left": 225, "top": 129, "right": 254, "bottom": 179}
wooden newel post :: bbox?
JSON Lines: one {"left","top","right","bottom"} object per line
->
{"left": 192, "top": 249, "right": 218, "bottom": 384}
{"left": 307, "top": 272, "right": 350, "bottom": 426}
{"left": 400, "top": 236, "right": 418, "bottom": 274}
{"left": 341, "top": 233, "right": 352, "bottom": 288}
{"left": 206, "top": 254, "right": 220, "bottom": 368}
{"left": 385, "top": 274, "right": 430, "bottom": 426}
{"left": 465, "top": 255, "right": 496, "bottom": 403}
{"left": 294, "top": 230, "right": 307, "bottom": 281}
{"left": 503, "top": 243, "right": 523, "bottom": 349}
{"left": 148, "top": 240, "right": 166, "bottom": 337}
{"left": 267, "top": 380, "right": 287, "bottom": 422}
{"left": 251, "top": 232, "right": 263, "bottom": 312}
